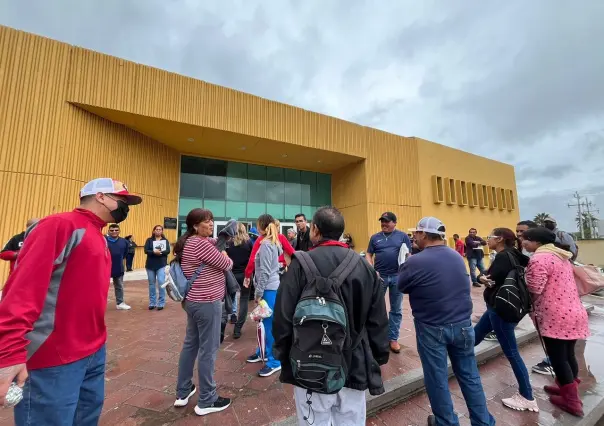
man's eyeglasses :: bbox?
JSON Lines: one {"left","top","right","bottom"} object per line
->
{"left": 295, "top": 219, "right": 305, "bottom": 223}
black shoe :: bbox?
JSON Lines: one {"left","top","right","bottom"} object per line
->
{"left": 233, "top": 328, "right": 242, "bottom": 339}
{"left": 484, "top": 332, "right": 498, "bottom": 342}
{"left": 428, "top": 414, "right": 436, "bottom": 426}
{"left": 472, "top": 282, "right": 482, "bottom": 287}
{"left": 230, "top": 314, "right": 237, "bottom": 324}
{"left": 149, "top": 306, "right": 156, "bottom": 310}
{"left": 157, "top": 307, "right": 164, "bottom": 311}
{"left": 126, "top": 269, "right": 133, "bottom": 272}
{"left": 194, "top": 396, "right": 231, "bottom": 416}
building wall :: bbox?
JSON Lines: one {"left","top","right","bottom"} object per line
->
{"left": 0, "top": 27, "right": 180, "bottom": 284}
{"left": 416, "top": 138, "right": 520, "bottom": 247}
{"left": 577, "top": 240, "right": 604, "bottom": 267}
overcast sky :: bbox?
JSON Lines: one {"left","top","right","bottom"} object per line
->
{"left": 2, "top": 1, "right": 603, "bottom": 232}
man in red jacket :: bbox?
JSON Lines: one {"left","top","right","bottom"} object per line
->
{"left": 0, "top": 178, "right": 142, "bottom": 426}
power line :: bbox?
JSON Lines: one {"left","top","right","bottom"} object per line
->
{"left": 584, "top": 200, "right": 600, "bottom": 238}
{"left": 568, "top": 191, "right": 585, "bottom": 239}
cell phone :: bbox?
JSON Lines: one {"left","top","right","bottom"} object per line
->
{"left": 4, "top": 382, "right": 23, "bottom": 408}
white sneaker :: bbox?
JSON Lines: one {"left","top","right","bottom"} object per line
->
{"left": 174, "top": 385, "right": 196, "bottom": 407}
{"left": 116, "top": 303, "right": 131, "bottom": 310}
{"left": 502, "top": 393, "right": 539, "bottom": 412}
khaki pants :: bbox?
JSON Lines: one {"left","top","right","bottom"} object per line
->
{"left": 294, "top": 386, "right": 366, "bottom": 426}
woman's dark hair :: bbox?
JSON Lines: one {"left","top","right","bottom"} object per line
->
{"left": 522, "top": 227, "right": 556, "bottom": 246}
{"left": 257, "top": 214, "right": 275, "bottom": 232}
{"left": 453, "top": 233, "right": 460, "bottom": 239}
{"left": 492, "top": 228, "right": 517, "bottom": 248}
{"left": 151, "top": 225, "right": 167, "bottom": 240}
{"left": 173, "top": 209, "right": 214, "bottom": 260}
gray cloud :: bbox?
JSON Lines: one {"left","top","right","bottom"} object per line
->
{"left": 1, "top": 0, "right": 602, "bottom": 232}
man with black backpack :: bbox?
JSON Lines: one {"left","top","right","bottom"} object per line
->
{"left": 273, "top": 206, "right": 389, "bottom": 425}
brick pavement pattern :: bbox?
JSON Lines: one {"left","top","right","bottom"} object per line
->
{"left": 1, "top": 280, "right": 603, "bottom": 425}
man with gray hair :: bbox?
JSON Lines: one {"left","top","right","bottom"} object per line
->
{"left": 399, "top": 217, "right": 494, "bottom": 426}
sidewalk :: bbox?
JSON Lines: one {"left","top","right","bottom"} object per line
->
{"left": 1, "top": 282, "right": 603, "bottom": 425}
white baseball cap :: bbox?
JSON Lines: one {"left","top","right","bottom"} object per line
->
{"left": 409, "top": 216, "right": 446, "bottom": 237}
{"left": 80, "top": 178, "right": 142, "bottom": 205}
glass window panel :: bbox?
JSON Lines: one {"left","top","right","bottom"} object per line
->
{"left": 178, "top": 218, "right": 188, "bottom": 239}
{"left": 247, "top": 165, "right": 266, "bottom": 203}
{"left": 285, "top": 204, "right": 302, "bottom": 221}
{"left": 302, "top": 205, "right": 314, "bottom": 220}
{"left": 285, "top": 182, "right": 301, "bottom": 205}
{"left": 300, "top": 171, "right": 315, "bottom": 206}
{"left": 226, "top": 201, "right": 246, "bottom": 219}
{"left": 178, "top": 197, "right": 202, "bottom": 216}
{"left": 227, "top": 177, "right": 247, "bottom": 201}
{"left": 248, "top": 164, "right": 266, "bottom": 181}
{"left": 227, "top": 161, "right": 247, "bottom": 179}
{"left": 267, "top": 203, "right": 284, "bottom": 220}
{"left": 204, "top": 175, "right": 226, "bottom": 200}
{"left": 180, "top": 173, "right": 204, "bottom": 198}
{"left": 316, "top": 174, "right": 332, "bottom": 206}
{"left": 266, "top": 167, "right": 284, "bottom": 204}
{"left": 284, "top": 169, "right": 300, "bottom": 183}
{"left": 181, "top": 156, "right": 205, "bottom": 175}
{"left": 204, "top": 200, "right": 226, "bottom": 218}
{"left": 247, "top": 202, "right": 266, "bottom": 221}
{"left": 204, "top": 159, "right": 227, "bottom": 177}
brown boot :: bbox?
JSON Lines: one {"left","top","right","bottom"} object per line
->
{"left": 550, "top": 381, "right": 584, "bottom": 417}
{"left": 544, "top": 378, "right": 581, "bottom": 396}
{"left": 390, "top": 341, "right": 401, "bottom": 353}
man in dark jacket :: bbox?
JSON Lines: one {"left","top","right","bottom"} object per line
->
{"left": 294, "top": 213, "right": 311, "bottom": 251}
{"left": 273, "top": 206, "right": 389, "bottom": 425}
{"left": 0, "top": 218, "right": 38, "bottom": 277}
{"left": 465, "top": 228, "right": 487, "bottom": 287}
{"left": 106, "top": 224, "right": 131, "bottom": 310}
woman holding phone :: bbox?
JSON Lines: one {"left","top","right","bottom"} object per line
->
{"left": 144, "top": 225, "right": 170, "bottom": 310}
{"left": 473, "top": 228, "right": 537, "bottom": 413}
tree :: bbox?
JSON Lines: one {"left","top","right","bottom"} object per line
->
{"left": 533, "top": 213, "right": 550, "bottom": 226}
{"left": 576, "top": 212, "right": 599, "bottom": 239}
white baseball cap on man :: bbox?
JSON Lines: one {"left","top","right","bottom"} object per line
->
{"left": 80, "top": 178, "right": 142, "bottom": 205}
{"left": 409, "top": 216, "right": 446, "bottom": 237}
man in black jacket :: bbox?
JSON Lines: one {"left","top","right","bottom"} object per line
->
{"left": 293, "top": 213, "right": 311, "bottom": 251}
{"left": 273, "top": 206, "right": 389, "bottom": 425}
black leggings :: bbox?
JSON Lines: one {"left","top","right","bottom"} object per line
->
{"left": 542, "top": 337, "right": 578, "bottom": 385}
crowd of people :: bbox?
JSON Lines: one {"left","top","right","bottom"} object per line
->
{"left": 0, "top": 177, "right": 592, "bottom": 425}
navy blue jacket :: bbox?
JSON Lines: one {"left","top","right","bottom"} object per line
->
{"left": 106, "top": 237, "right": 129, "bottom": 277}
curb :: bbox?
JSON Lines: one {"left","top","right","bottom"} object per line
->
{"left": 272, "top": 327, "right": 538, "bottom": 425}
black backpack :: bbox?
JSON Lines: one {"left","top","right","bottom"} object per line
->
{"left": 290, "top": 249, "right": 361, "bottom": 394}
{"left": 494, "top": 252, "right": 532, "bottom": 323}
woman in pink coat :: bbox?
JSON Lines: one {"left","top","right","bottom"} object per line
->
{"left": 522, "top": 227, "right": 589, "bottom": 417}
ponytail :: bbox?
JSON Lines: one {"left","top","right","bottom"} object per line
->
{"left": 264, "top": 222, "right": 280, "bottom": 246}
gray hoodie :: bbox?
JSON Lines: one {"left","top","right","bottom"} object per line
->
{"left": 254, "top": 240, "right": 282, "bottom": 298}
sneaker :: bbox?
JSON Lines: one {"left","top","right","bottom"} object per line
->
{"left": 233, "top": 328, "right": 242, "bottom": 339}
{"left": 532, "top": 361, "right": 555, "bottom": 376}
{"left": 258, "top": 365, "right": 281, "bottom": 377}
{"left": 484, "top": 332, "right": 498, "bottom": 341}
{"left": 157, "top": 306, "right": 164, "bottom": 311}
{"left": 148, "top": 306, "right": 156, "bottom": 310}
{"left": 230, "top": 314, "right": 237, "bottom": 324}
{"left": 194, "top": 396, "right": 231, "bottom": 416}
{"left": 246, "top": 353, "right": 266, "bottom": 363}
{"left": 174, "top": 385, "right": 196, "bottom": 407}
{"left": 502, "top": 393, "right": 539, "bottom": 412}
{"left": 116, "top": 303, "right": 131, "bottom": 310}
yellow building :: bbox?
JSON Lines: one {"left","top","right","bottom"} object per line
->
{"left": 0, "top": 25, "right": 519, "bottom": 281}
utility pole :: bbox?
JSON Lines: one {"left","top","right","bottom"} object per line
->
{"left": 584, "top": 200, "right": 600, "bottom": 239}
{"left": 568, "top": 191, "right": 585, "bottom": 239}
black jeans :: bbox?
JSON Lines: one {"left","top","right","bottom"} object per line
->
{"left": 125, "top": 253, "right": 135, "bottom": 271}
{"left": 234, "top": 273, "right": 250, "bottom": 331}
{"left": 543, "top": 337, "right": 578, "bottom": 385}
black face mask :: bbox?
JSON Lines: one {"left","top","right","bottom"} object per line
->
{"left": 106, "top": 200, "right": 130, "bottom": 223}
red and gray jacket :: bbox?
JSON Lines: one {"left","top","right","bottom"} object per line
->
{"left": 0, "top": 209, "right": 111, "bottom": 370}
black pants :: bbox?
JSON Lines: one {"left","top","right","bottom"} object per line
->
{"left": 125, "top": 253, "right": 135, "bottom": 271}
{"left": 543, "top": 337, "right": 578, "bottom": 385}
{"left": 234, "top": 272, "right": 250, "bottom": 331}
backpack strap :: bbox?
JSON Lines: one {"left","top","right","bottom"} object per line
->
{"left": 295, "top": 251, "right": 322, "bottom": 285}
{"left": 327, "top": 249, "right": 359, "bottom": 288}
{"left": 186, "top": 263, "right": 205, "bottom": 286}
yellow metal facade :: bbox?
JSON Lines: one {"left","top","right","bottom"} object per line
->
{"left": 0, "top": 26, "right": 519, "bottom": 283}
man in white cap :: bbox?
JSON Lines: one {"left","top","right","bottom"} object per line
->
{"left": 398, "top": 217, "right": 494, "bottom": 426}
{"left": 543, "top": 216, "right": 578, "bottom": 260}
{"left": 0, "top": 178, "right": 142, "bottom": 426}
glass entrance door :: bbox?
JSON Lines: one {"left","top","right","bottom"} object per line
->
{"left": 280, "top": 222, "right": 296, "bottom": 235}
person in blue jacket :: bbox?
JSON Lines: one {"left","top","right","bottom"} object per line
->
{"left": 106, "top": 224, "right": 132, "bottom": 310}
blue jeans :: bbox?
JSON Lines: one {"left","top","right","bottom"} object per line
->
{"left": 415, "top": 319, "right": 495, "bottom": 426}
{"left": 15, "top": 345, "right": 106, "bottom": 426}
{"left": 255, "top": 290, "right": 280, "bottom": 369}
{"left": 468, "top": 257, "right": 486, "bottom": 284}
{"left": 232, "top": 292, "right": 238, "bottom": 315}
{"left": 382, "top": 274, "right": 402, "bottom": 341}
{"left": 474, "top": 307, "right": 533, "bottom": 400}
{"left": 147, "top": 267, "right": 166, "bottom": 308}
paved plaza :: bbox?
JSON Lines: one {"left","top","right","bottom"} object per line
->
{"left": 1, "top": 276, "right": 604, "bottom": 425}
